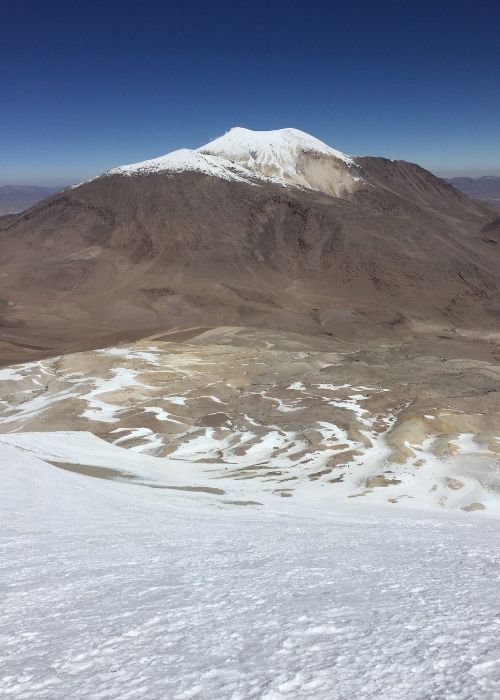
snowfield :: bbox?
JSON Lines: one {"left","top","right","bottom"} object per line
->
{"left": 2, "top": 440, "right": 500, "bottom": 699}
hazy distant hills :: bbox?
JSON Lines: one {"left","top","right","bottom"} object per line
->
{"left": 447, "top": 176, "right": 500, "bottom": 212}
{"left": 0, "top": 185, "right": 64, "bottom": 215}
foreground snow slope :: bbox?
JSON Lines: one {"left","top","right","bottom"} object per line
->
{"left": 2, "top": 445, "right": 500, "bottom": 699}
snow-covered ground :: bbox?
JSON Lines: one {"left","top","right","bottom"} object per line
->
{"left": 2, "top": 442, "right": 500, "bottom": 699}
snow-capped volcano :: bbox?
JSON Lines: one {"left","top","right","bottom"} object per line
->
{"left": 198, "top": 127, "right": 357, "bottom": 193}
{"left": 106, "top": 127, "right": 361, "bottom": 198}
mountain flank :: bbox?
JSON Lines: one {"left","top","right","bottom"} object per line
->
{"left": 0, "top": 128, "right": 498, "bottom": 364}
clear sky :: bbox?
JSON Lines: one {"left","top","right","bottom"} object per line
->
{"left": 1, "top": 0, "right": 499, "bottom": 185}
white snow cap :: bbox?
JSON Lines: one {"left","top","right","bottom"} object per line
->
{"left": 103, "top": 127, "right": 359, "bottom": 196}
{"left": 198, "top": 127, "right": 359, "bottom": 195}
{"left": 199, "top": 126, "right": 353, "bottom": 169}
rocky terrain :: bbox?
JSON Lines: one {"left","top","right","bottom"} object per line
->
{"left": 2, "top": 325, "right": 500, "bottom": 514}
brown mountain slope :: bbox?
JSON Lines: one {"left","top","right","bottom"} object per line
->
{"left": 0, "top": 156, "right": 498, "bottom": 364}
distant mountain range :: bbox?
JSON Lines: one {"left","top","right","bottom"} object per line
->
{"left": 447, "top": 176, "right": 500, "bottom": 212}
{"left": 0, "top": 185, "right": 64, "bottom": 215}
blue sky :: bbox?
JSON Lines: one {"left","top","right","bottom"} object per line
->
{"left": 1, "top": 0, "right": 499, "bottom": 185}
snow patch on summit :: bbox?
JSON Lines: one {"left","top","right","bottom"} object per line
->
{"left": 199, "top": 126, "right": 354, "bottom": 169}
{"left": 97, "top": 127, "right": 362, "bottom": 197}
{"left": 106, "top": 148, "right": 259, "bottom": 183}
{"left": 199, "top": 127, "right": 360, "bottom": 196}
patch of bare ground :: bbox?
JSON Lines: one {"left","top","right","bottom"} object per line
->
{"left": 48, "top": 462, "right": 137, "bottom": 480}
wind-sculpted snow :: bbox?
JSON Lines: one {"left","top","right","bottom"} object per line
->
{"left": 1, "top": 327, "right": 499, "bottom": 514}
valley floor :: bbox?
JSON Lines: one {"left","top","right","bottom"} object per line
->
{"left": 2, "top": 445, "right": 500, "bottom": 699}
